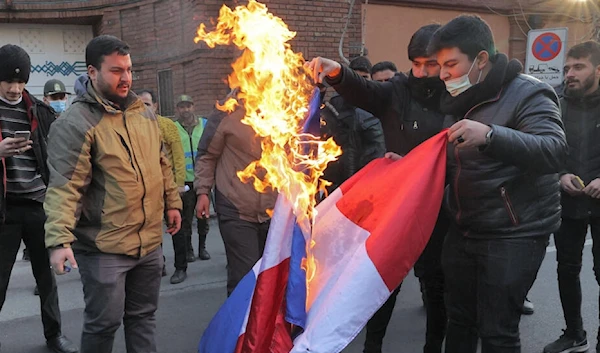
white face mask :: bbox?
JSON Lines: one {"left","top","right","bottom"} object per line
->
{"left": 444, "top": 58, "right": 483, "bottom": 97}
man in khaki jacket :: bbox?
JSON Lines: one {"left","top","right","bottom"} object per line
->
{"left": 195, "top": 99, "right": 277, "bottom": 296}
{"left": 44, "top": 35, "right": 182, "bottom": 353}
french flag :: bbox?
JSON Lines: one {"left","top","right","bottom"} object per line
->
{"left": 199, "top": 95, "right": 447, "bottom": 353}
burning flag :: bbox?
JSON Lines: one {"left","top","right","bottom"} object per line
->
{"left": 195, "top": 1, "right": 447, "bottom": 352}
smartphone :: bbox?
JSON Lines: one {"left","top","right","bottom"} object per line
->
{"left": 14, "top": 130, "right": 30, "bottom": 141}
{"left": 571, "top": 176, "right": 585, "bottom": 190}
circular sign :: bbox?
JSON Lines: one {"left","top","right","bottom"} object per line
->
{"left": 532, "top": 32, "right": 562, "bottom": 62}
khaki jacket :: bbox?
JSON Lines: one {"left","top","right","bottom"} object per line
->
{"left": 194, "top": 108, "right": 276, "bottom": 223}
{"left": 44, "top": 82, "right": 182, "bottom": 257}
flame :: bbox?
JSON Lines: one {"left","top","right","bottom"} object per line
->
{"left": 195, "top": 0, "right": 341, "bottom": 293}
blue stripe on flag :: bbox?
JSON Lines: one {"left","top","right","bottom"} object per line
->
{"left": 184, "top": 151, "right": 194, "bottom": 158}
{"left": 285, "top": 222, "right": 307, "bottom": 331}
{"left": 199, "top": 269, "right": 257, "bottom": 353}
{"left": 186, "top": 163, "right": 194, "bottom": 170}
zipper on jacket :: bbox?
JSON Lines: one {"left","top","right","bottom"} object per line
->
{"left": 118, "top": 135, "right": 138, "bottom": 181}
{"left": 500, "top": 186, "right": 519, "bottom": 226}
{"left": 452, "top": 91, "right": 503, "bottom": 225}
{"left": 123, "top": 112, "right": 148, "bottom": 256}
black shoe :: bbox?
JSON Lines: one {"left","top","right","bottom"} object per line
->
{"left": 186, "top": 250, "right": 196, "bottom": 263}
{"left": 522, "top": 297, "right": 534, "bottom": 315}
{"left": 22, "top": 248, "right": 30, "bottom": 261}
{"left": 34, "top": 285, "right": 39, "bottom": 296}
{"left": 161, "top": 265, "right": 167, "bottom": 277}
{"left": 46, "top": 335, "right": 78, "bottom": 353}
{"left": 543, "top": 330, "right": 588, "bottom": 353}
{"left": 199, "top": 249, "right": 211, "bottom": 260}
{"left": 170, "top": 269, "right": 187, "bottom": 284}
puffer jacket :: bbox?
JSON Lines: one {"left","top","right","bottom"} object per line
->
{"left": 44, "top": 81, "right": 182, "bottom": 257}
{"left": 444, "top": 74, "right": 567, "bottom": 238}
{"left": 0, "top": 90, "right": 56, "bottom": 224}
{"left": 559, "top": 89, "right": 600, "bottom": 219}
{"left": 194, "top": 107, "right": 277, "bottom": 224}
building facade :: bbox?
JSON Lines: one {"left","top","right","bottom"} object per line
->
{"left": 0, "top": 0, "right": 596, "bottom": 113}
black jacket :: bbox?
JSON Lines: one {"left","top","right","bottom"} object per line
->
{"left": 328, "top": 66, "right": 446, "bottom": 155}
{"left": 444, "top": 74, "right": 567, "bottom": 238}
{"left": 0, "top": 90, "right": 55, "bottom": 223}
{"left": 559, "top": 89, "right": 600, "bottom": 219}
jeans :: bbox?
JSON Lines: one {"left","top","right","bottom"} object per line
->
{"left": 76, "top": 247, "right": 163, "bottom": 353}
{"left": 553, "top": 217, "right": 600, "bottom": 338}
{"left": 172, "top": 182, "right": 209, "bottom": 270}
{"left": 364, "top": 212, "right": 449, "bottom": 353}
{"left": 0, "top": 200, "right": 61, "bottom": 340}
{"left": 443, "top": 227, "right": 548, "bottom": 353}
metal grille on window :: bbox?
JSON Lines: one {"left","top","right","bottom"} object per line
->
{"left": 158, "top": 69, "right": 174, "bottom": 117}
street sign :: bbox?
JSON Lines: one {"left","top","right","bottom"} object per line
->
{"left": 525, "top": 28, "right": 568, "bottom": 87}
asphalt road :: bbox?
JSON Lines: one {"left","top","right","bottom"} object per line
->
{"left": 1, "top": 221, "right": 598, "bottom": 353}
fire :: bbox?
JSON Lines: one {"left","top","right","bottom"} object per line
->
{"left": 194, "top": 0, "right": 340, "bottom": 227}
{"left": 195, "top": 0, "right": 341, "bottom": 293}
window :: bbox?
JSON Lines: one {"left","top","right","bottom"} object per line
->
{"left": 157, "top": 69, "right": 174, "bottom": 117}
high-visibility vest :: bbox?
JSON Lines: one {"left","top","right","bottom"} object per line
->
{"left": 176, "top": 118, "right": 206, "bottom": 182}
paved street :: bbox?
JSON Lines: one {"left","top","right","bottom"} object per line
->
{"left": 1, "top": 220, "right": 598, "bottom": 353}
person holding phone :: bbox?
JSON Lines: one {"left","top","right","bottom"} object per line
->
{"left": 0, "top": 44, "right": 78, "bottom": 352}
{"left": 544, "top": 41, "right": 600, "bottom": 353}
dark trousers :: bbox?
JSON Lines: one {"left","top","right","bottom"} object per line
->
{"left": 443, "top": 227, "right": 548, "bottom": 353}
{"left": 76, "top": 247, "right": 163, "bottom": 353}
{"left": 172, "top": 183, "right": 209, "bottom": 270}
{"left": 218, "top": 216, "right": 269, "bottom": 296}
{"left": 0, "top": 200, "right": 61, "bottom": 340}
{"left": 554, "top": 217, "right": 600, "bottom": 338}
{"left": 364, "top": 213, "right": 448, "bottom": 353}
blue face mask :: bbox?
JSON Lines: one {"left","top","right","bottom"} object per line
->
{"left": 49, "top": 100, "right": 67, "bottom": 113}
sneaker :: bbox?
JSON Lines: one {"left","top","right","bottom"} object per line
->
{"left": 161, "top": 265, "right": 167, "bottom": 277}
{"left": 544, "top": 330, "right": 589, "bottom": 353}
{"left": 22, "top": 248, "right": 30, "bottom": 261}
{"left": 522, "top": 297, "right": 534, "bottom": 315}
{"left": 170, "top": 269, "right": 187, "bottom": 284}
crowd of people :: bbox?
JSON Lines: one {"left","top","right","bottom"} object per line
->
{"left": 0, "top": 12, "right": 598, "bottom": 353}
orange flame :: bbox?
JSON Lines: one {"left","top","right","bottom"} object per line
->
{"left": 195, "top": 0, "right": 341, "bottom": 292}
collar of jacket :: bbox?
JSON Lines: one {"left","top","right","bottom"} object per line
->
{"left": 439, "top": 53, "right": 523, "bottom": 117}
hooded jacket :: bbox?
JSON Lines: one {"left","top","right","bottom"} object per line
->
{"left": 559, "top": 88, "right": 600, "bottom": 219}
{"left": 44, "top": 81, "right": 182, "bottom": 257}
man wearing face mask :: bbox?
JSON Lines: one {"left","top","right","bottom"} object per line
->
{"left": 0, "top": 44, "right": 78, "bottom": 353}
{"left": 308, "top": 24, "right": 449, "bottom": 353}
{"left": 43, "top": 79, "right": 71, "bottom": 115}
{"left": 427, "top": 15, "right": 566, "bottom": 353}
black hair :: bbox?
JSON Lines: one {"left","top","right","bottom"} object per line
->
{"left": 567, "top": 41, "right": 600, "bottom": 67}
{"left": 85, "top": 35, "right": 130, "bottom": 69}
{"left": 428, "top": 15, "right": 496, "bottom": 61}
{"left": 371, "top": 61, "right": 398, "bottom": 75}
{"left": 349, "top": 56, "right": 372, "bottom": 73}
{"left": 408, "top": 24, "right": 441, "bottom": 61}
{"left": 137, "top": 89, "right": 157, "bottom": 103}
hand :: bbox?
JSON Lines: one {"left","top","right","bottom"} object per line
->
{"left": 49, "top": 247, "right": 78, "bottom": 275}
{"left": 583, "top": 178, "right": 600, "bottom": 199}
{"left": 306, "top": 57, "right": 342, "bottom": 84}
{"left": 196, "top": 194, "right": 210, "bottom": 219}
{"left": 0, "top": 137, "right": 32, "bottom": 158}
{"left": 559, "top": 174, "right": 584, "bottom": 196}
{"left": 448, "top": 120, "right": 491, "bottom": 148}
{"left": 165, "top": 209, "right": 182, "bottom": 235}
{"left": 384, "top": 152, "right": 403, "bottom": 161}
{"left": 178, "top": 186, "right": 187, "bottom": 194}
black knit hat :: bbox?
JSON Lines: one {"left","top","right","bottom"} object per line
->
{"left": 0, "top": 44, "right": 31, "bottom": 83}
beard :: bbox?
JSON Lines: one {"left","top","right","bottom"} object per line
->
{"left": 565, "top": 74, "right": 596, "bottom": 98}
{"left": 96, "top": 73, "right": 129, "bottom": 107}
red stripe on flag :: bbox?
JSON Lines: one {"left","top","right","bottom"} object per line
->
{"left": 337, "top": 131, "right": 448, "bottom": 290}
{"left": 240, "top": 258, "right": 293, "bottom": 353}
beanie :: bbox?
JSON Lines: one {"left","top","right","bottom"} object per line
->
{"left": 0, "top": 44, "right": 31, "bottom": 83}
